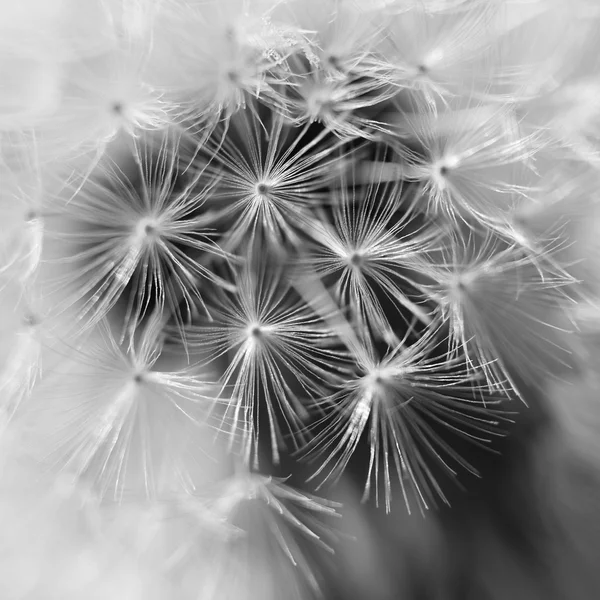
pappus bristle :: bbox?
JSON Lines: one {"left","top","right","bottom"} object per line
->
{"left": 379, "top": 2, "right": 505, "bottom": 109}
{"left": 47, "top": 41, "right": 174, "bottom": 163}
{"left": 415, "top": 228, "right": 578, "bottom": 394}
{"left": 183, "top": 256, "right": 346, "bottom": 467}
{"left": 148, "top": 0, "right": 308, "bottom": 133}
{"left": 506, "top": 165, "right": 600, "bottom": 300}
{"left": 470, "top": 0, "right": 594, "bottom": 103}
{"left": 20, "top": 315, "right": 221, "bottom": 502}
{"left": 0, "top": 155, "right": 45, "bottom": 284}
{"left": 202, "top": 469, "right": 340, "bottom": 598}
{"left": 297, "top": 156, "right": 439, "bottom": 344}
{"left": 197, "top": 101, "right": 361, "bottom": 251}
{"left": 45, "top": 130, "right": 232, "bottom": 341}
{"left": 515, "top": 11, "right": 600, "bottom": 169}
{"left": 271, "top": 0, "right": 397, "bottom": 139}
{"left": 282, "top": 63, "right": 396, "bottom": 140}
{"left": 97, "top": 492, "right": 242, "bottom": 598}
{"left": 276, "top": 0, "right": 388, "bottom": 79}
{"left": 0, "top": 290, "right": 45, "bottom": 430}
{"left": 305, "top": 321, "right": 507, "bottom": 514}
{"left": 385, "top": 99, "right": 542, "bottom": 231}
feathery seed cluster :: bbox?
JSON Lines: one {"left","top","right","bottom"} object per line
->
{"left": 1, "top": 0, "right": 600, "bottom": 598}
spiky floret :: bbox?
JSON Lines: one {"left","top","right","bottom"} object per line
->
{"left": 183, "top": 255, "right": 347, "bottom": 466}
{"left": 383, "top": 99, "right": 542, "bottom": 231}
{"left": 202, "top": 469, "right": 340, "bottom": 597}
{"left": 276, "top": 0, "right": 390, "bottom": 82}
{"left": 21, "top": 316, "right": 219, "bottom": 502}
{"left": 0, "top": 155, "right": 44, "bottom": 284}
{"left": 414, "top": 228, "right": 577, "bottom": 394}
{"left": 266, "top": 0, "right": 400, "bottom": 140}
{"left": 45, "top": 41, "right": 173, "bottom": 161}
{"left": 379, "top": 2, "right": 502, "bottom": 108}
{"left": 148, "top": 0, "right": 309, "bottom": 133}
{"left": 304, "top": 322, "right": 507, "bottom": 514}
{"left": 45, "top": 131, "right": 231, "bottom": 341}
{"left": 0, "top": 289, "right": 46, "bottom": 430}
{"left": 515, "top": 13, "right": 600, "bottom": 170}
{"left": 278, "top": 54, "right": 397, "bottom": 140}
{"left": 0, "top": 8, "right": 170, "bottom": 175}
{"left": 509, "top": 165, "right": 600, "bottom": 298}
{"left": 197, "top": 101, "right": 359, "bottom": 251}
{"left": 113, "top": 469, "right": 339, "bottom": 599}
{"left": 379, "top": 0, "right": 587, "bottom": 110}
{"left": 297, "top": 157, "right": 439, "bottom": 343}
{"left": 272, "top": 0, "right": 397, "bottom": 139}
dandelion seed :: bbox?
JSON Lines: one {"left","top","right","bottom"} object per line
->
{"left": 203, "top": 469, "right": 340, "bottom": 596}
{"left": 22, "top": 315, "right": 219, "bottom": 502}
{"left": 34, "top": 41, "right": 174, "bottom": 172}
{"left": 380, "top": 3, "right": 503, "bottom": 107}
{"left": 298, "top": 157, "right": 439, "bottom": 342}
{"left": 278, "top": 0, "right": 388, "bottom": 80}
{"left": 198, "top": 101, "right": 360, "bottom": 251}
{"left": 305, "top": 322, "right": 506, "bottom": 513}
{"left": 380, "top": 1, "right": 577, "bottom": 108}
{"left": 184, "top": 256, "right": 347, "bottom": 466}
{"left": 415, "top": 229, "right": 577, "bottom": 393}
{"left": 384, "top": 100, "right": 543, "bottom": 230}
{"left": 280, "top": 46, "right": 396, "bottom": 139}
{"left": 45, "top": 131, "right": 231, "bottom": 340}
{"left": 0, "top": 292, "right": 45, "bottom": 430}
{"left": 148, "top": 0, "right": 308, "bottom": 132}
{"left": 0, "top": 157, "right": 45, "bottom": 283}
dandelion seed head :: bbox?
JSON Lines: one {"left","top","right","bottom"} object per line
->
{"left": 1, "top": 0, "right": 598, "bottom": 592}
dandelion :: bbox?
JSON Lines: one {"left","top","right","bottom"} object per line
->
{"left": 1, "top": 0, "right": 600, "bottom": 598}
